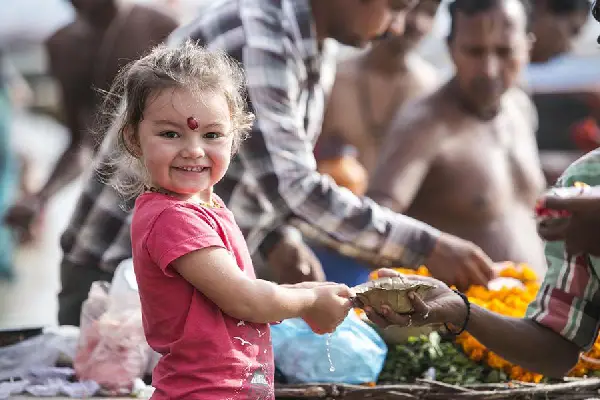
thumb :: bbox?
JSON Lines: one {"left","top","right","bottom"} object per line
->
{"left": 544, "top": 195, "right": 600, "bottom": 213}
{"left": 335, "top": 284, "right": 354, "bottom": 298}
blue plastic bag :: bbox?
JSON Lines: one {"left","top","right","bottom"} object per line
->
{"left": 270, "top": 312, "right": 387, "bottom": 384}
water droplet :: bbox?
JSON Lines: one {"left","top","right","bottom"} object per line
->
{"left": 326, "top": 333, "right": 335, "bottom": 372}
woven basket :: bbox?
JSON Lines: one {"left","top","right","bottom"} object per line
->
{"left": 275, "top": 377, "right": 600, "bottom": 399}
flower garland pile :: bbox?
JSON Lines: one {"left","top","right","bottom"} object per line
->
{"left": 371, "top": 264, "right": 600, "bottom": 383}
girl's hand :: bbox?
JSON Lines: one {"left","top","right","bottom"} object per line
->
{"left": 364, "top": 269, "right": 468, "bottom": 330}
{"left": 303, "top": 284, "right": 354, "bottom": 334}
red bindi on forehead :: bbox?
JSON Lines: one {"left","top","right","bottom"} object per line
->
{"left": 187, "top": 116, "right": 199, "bottom": 130}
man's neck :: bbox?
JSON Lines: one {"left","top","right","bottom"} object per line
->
{"left": 364, "top": 41, "right": 409, "bottom": 76}
{"left": 448, "top": 78, "right": 500, "bottom": 121}
{"left": 88, "top": 2, "right": 119, "bottom": 31}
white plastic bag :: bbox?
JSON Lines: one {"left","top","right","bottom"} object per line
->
{"left": 73, "top": 260, "right": 151, "bottom": 395}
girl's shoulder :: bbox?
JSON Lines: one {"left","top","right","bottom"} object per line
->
{"left": 211, "top": 193, "right": 227, "bottom": 209}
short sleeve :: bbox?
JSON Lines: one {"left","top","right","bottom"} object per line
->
{"left": 525, "top": 242, "right": 600, "bottom": 351}
{"left": 145, "top": 205, "right": 226, "bottom": 276}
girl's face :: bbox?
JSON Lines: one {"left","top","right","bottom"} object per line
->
{"left": 134, "top": 87, "right": 233, "bottom": 203}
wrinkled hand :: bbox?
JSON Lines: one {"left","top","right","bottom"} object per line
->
{"left": 424, "top": 233, "right": 496, "bottom": 291}
{"left": 537, "top": 185, "right": 600, "bottom": 256}
{"left": 303, "top": 284, "right": 353, "bottom": 334}
{"left": 267, "top": 233, "right": 326, "bottom": 285}
{"left": 362, "top": 268, "right": 467, "bottom": 330}
{"left": 4, "top": 195, "right": 44, "bottom": 242}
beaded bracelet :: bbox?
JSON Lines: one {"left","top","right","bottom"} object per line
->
{"left": 443, "top": 289, "right": 470, "bottom": 336}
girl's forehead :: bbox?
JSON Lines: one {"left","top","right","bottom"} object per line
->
{"left": 144, "top": 87, "right": 231, "bottom": 122}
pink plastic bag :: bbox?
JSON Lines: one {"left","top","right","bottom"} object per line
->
{"left": 73, "top": 280, "right": 150, "bottom": 395}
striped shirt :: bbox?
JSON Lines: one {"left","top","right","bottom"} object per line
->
{"left": 526, "top": 148, "right": 600, "bottom": 350}
{"left": 60, "top": 0, "right": 441, "bottom": 276}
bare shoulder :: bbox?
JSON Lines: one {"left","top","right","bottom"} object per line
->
{"left": 386, "top": 86, "right": 447, "bottom": 141}
{"left": 131, "top": 3, "right": 178, "bottom": 24}
{"left": 405, "top": 53, "right": 441, "bottom": 92}
{"left": 45, "top": 19, "right": 93, "bottom": 76}
{"left": 45, "top": 19, "right": 88, "bottom": 51}
{"left": 505, "top": 86, "right": 538, "bottom": 131}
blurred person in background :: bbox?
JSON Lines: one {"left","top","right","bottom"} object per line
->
{"left": 316, "top": 0, "right": 442, "bottom": 189}
{"left": 0, "top": 57, "right": 19, "bottom": 280}
{"left": 54, "top": 0, "right": 496, "bottom": 327}
{"left": 0, "top": 0, "right": 74, "bottom": 279}
{"left": 310, "top": 0, "right": 443, "bottom": 285}
{"left": 358, "top": 0, "right": 600, "bottom": 380}
{"left": 526, "top": 0, "right": 593, "bottom": 185}
{"left": 529, "top": 0, "right": 590, "bottom": 65}
{"left": 4, "top": 0, "right": 178, "bottom": 243}
{"left": 367, "top": 0, "right": 549, "bottom": 276}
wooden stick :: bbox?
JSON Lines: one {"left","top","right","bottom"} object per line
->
{"left": 425, "top": 377, "right": 600, "bottom": 399}
{"left": 416, "top": 378, "right": 474, "bottom": 393}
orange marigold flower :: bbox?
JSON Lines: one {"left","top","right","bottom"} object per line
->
{"left": 487, "top": 352, "right": 510, "bottom": 370}
{"left": 469, "top": 348, "right": 485, "bottom": 362}
{"left": 520, "top": 266, "right": 537, "bottom": 282}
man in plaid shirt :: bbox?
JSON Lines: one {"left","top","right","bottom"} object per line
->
{"left": 58, "top": 0, "right": 495, "bottom": 326}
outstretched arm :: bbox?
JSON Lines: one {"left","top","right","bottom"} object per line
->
{"left": 368, "top": 270, "right": 582, "bottom": 378}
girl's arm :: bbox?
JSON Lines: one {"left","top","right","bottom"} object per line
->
{"left": 171, "top": 246, "right": 348, "bottom": 323}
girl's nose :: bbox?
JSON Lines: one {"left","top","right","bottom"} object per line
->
{"left": 181, "top": 143, "right": 205, "bottom": 158}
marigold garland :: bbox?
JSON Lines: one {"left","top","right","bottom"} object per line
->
{"left": 365, "top": 263, "right": 600, "bottom": 383}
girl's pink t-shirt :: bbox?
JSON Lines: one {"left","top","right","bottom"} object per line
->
{"left": 131, "top": 192, "right": 274, "bottom": 400}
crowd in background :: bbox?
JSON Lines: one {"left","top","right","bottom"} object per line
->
{"left": 1, "top": 0, "right": 600, "bottom": 331}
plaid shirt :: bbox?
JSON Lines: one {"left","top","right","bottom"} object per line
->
{"left": 526, "top": 148, "right": 600, "bottom": 351}
{"left": 60, "top": 0, "right": 441, "bottom": 275}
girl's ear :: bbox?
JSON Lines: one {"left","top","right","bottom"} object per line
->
{"left": 123, "top": 126, "right": 142, "bottom": 158}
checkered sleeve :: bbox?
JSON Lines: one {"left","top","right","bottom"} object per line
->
{"left": 526, "top": 166, "right": 600, "bottom": 351}
{"left": 237, "top": 3, "right": 440, "bottom": 268}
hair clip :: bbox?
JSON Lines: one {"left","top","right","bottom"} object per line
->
{"left": 187, "top": 116, "right": 199, "bottom": 130}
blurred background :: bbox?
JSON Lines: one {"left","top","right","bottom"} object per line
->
{"left": 2, "top": 0, "right": 600, "bottom": 331}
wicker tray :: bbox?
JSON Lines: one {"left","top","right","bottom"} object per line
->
{"left": 275, "top": 377, "right": 600, "bottom": 399}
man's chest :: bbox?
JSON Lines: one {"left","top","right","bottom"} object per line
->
{"left": 423, "top": 118, "right": 543, "bottom": 211}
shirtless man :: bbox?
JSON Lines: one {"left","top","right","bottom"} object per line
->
{"left": 4, "top": 0, "right": 178, "bottom": 240}
{"left": 368, "top": 0, "right": 548, "bottom": 276}
{"left": 318, "top": 0, "right": 442, "bottom": 177}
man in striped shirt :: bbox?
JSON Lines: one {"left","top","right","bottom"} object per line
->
{"left": 57, "top": 0, "right": 495, "bottom": 326}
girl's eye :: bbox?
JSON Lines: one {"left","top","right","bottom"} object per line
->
{"left": 204, "top": 132, "right": 222, "bottom": 139}
{"left": 160, "top": 131, "right": 180, "bottom": 139}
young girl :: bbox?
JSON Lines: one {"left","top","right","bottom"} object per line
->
{"left": 103, "top": 41, "right": 353, "bottom": 399}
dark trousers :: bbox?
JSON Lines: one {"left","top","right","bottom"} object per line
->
{"left": 58, "top": 261, "right": 114, "bottom": 326}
